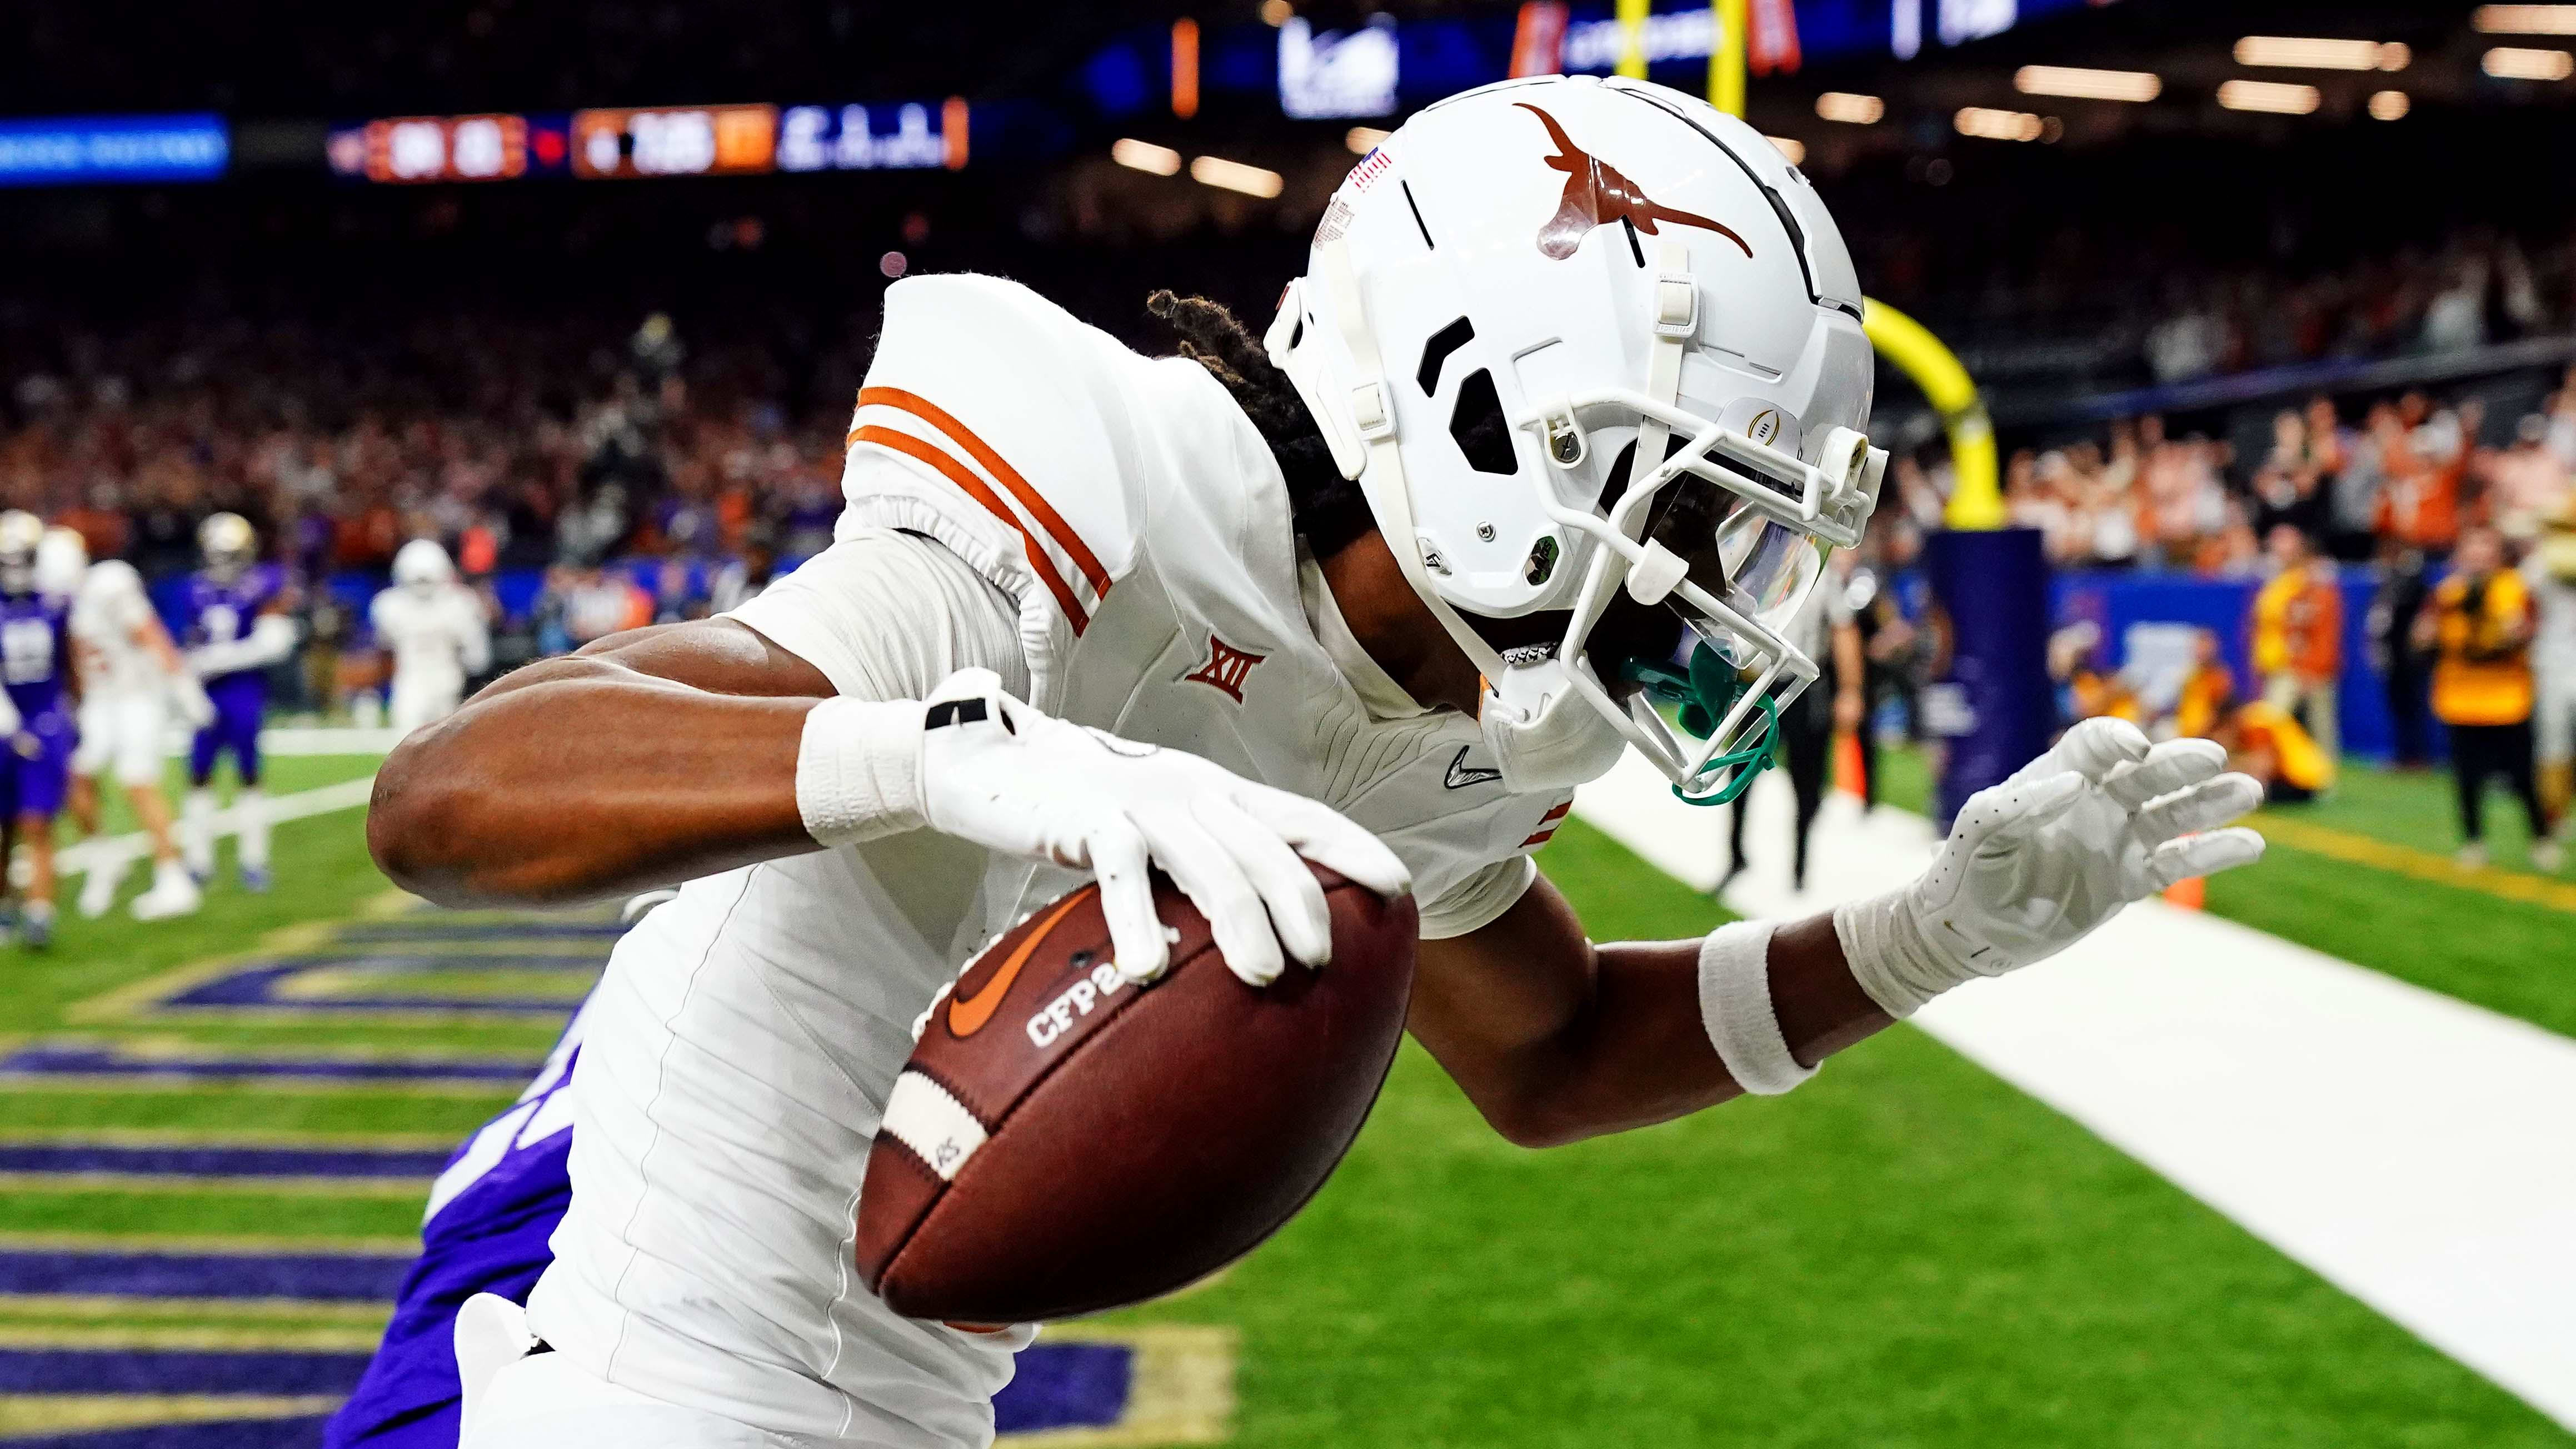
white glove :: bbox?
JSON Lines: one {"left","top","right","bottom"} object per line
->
{"left": 806, "top": 668, "right": 1411, "bottom": 988}
{"left": 1835, "top": 716, "right": 2266, "bottom": 1017}
{"left": 169, "top": 673, "right": 216, "bottom": 730}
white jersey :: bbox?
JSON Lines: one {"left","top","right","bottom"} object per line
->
{"left": 371, "top": 582, "right": 490, "bottom": 690}
{"left": 526, "top": 276, "right": 1567, "bottom": 1445}
{"left": 69, "top": 561, "right": 166, "bottom": 702}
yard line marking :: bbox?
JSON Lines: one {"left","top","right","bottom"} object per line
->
{"left": 60, "top": 777, "right": 377, "bottom": 884}
{"left": 0, "top": 1392, "right": 340, "bottom": 1438}
{"left": 2255, "top": 811, "right": 2576, "bottom": 913}
{"left": 0, "top": 1323, "right": 383, "bottom": 1353}
{"left": 1031, "top": 1324, "right": 1237, "bottom": 1447}
{"left": 0, "top": 1041, "right": 543, "bottom": 1088}
{"left": 1576, "top": 755, "right": 2576, "bottom": 1433}
{"left": 0, "top": 1296, "right": 390, "bottom": 1323}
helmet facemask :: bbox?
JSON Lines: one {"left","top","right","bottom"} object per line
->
{"left": 1267, "top": 74, "right": 1885, "bottom": 801}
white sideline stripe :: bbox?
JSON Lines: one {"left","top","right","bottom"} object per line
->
{"left": 1574, "top": 754, "right": 2576, "bottom": 1431}
{"left": 881, "top": 1071, "right": 987, "bottom": 1182}
{"left": 150, "top": 725, "right": 404, "bottom": 756}
{"left": 61, "top": 777, "right": 377, "bottom": 882}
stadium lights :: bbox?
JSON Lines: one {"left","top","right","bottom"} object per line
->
{"left": 1345, "top": 126, "right": 1391, "bottom": 154}
{"left": 1111, "top": 138, "right": 1182, "bottom": 175}
{"left": 1955, "top": 106, "right": 2046, "bottom": 140}
{"left": 2013, "top": 65, "right": 2161, "bottom": 102}
{"left": 1190, "top": 153, "right": 1284, "bottom": 197}
{"left": 2233, "top": 37, "right": 2411, "bottom": 71}
{"left": 2475, "top": 4, "right": 2576, "bottom": 34}
{"left": 1766, "top": 136, "right": 1806, "bottom": 164}
{"left": 1814, "top": 92, "right": 1885, "bottom": 123}
{"left": 2485, "top": 45, "right": 2576, "bottom": 78}
{"left": 2216, "top": 79, "right": 2323, "bottom": 114}
{"left": 2369, "top": 89, "right": 2410, "bottom": 119}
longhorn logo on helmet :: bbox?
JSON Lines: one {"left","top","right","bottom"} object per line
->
{"left": 1517, "top": 104, "right": 1754, "bottom": 262}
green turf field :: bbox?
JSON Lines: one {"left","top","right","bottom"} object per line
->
{"left": 4, "top": 753, "right": 2563, "bottom": 1445}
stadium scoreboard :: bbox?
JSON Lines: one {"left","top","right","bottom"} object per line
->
{"left": 327, "top": 99, "right": 965, "bottom": 183}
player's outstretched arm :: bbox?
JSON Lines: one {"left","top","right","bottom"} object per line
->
{"left": 1413, "top": 717, "right": 2264, "bottom": 1148}
{"left": 371, "top": 616, "right": 1410, "bottom": 980}
{"left": 367, "top": 619, "right": 828, "bottom": 906}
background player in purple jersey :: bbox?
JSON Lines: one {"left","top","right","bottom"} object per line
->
{"left": 325, "top": 970, "right": 613, "bottom": 1446}
{"left": 0, "top": 512, "right": 78, "bottom": 948}
{"left": 176, "top": 512, "right": 298, "bottom": 892}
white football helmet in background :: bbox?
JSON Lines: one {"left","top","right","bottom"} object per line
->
{"left": 1267, "top": 73, "right": 1885, "bottom": 802}
{"left": 199, "top": 512, "right": 257, "bottom": 582}
{"left": 393, "top": 537, "right": 456, "bottom": 593}
{"left": 36, "top": 527, "right": 88, "bottom": 601}
{"left": 0, "top": 512, "right": 44, "bottom": 596}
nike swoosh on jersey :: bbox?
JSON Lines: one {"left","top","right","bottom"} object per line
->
{"left": 1444, "top": 746, "right": 1504, "bottom": 790}
{"left": 946, "top": 887, "right": 1097, "bottom": 1038}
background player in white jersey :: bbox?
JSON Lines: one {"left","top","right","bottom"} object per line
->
{"left": 61, "top": 530, "right": 209, "bottom": 922}
{"left": 373, "top": 539, "right": 492, "bottom": 738}
{"left": 367, "top": 77, "right": 2265, "bottom": 1447}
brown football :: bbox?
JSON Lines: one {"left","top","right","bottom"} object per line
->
{"left": 854, "top": 866, "right": 1418, "bottom": 1323}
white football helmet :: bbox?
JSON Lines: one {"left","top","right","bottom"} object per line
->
{"left": 1267, "top": 74, "right": 1884, "bottom": 803}
{"left": 200, "top": 512, "right": 257, "bottom": 582}
{"left": 36, "top": 527, "right": 88, "bottom": 601}
{"left": 393, "top": 537, "right": 455, "bottom": 592}
{"left": 0, "top": 512, "right": 43, "bottom": 596}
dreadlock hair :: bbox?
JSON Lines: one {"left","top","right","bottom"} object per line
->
{"left": 1146, "top": 290, "right": 1377, "bottom": 560}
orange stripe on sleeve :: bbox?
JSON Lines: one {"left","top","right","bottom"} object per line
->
{"left": 857, "top": 387, "right": 1111, "bottom": 596}
{"left": 851, "top": 425, "right": 1089, "bottom": 634}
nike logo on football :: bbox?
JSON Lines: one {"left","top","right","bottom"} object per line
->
{"left": 1444, "top": 746, "right": 1504, "bottom": 790}
{"left": 946, "top": 888, "right": 1096, "bottom": 1038}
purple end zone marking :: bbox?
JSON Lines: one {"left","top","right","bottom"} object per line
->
{"left": 994, "top": 1342, "right": 1134, "bottom": 1433}
{"left": 0, "top": 1146, "right": 452, "bottom": 1178}
{"left": 0, "top": 1418, "right": 327, "bottom": 1449}
{"left": 0, "top": 1348, "right": 371, "bottom": 1395}
{"left": 0, "top": 1047, "right": 533, "bottom": 1083}
{"left": 158, "top": 962, "right": 582, "bottom": 1016}
{"left": 0, "top": 1251, "right": 412, "bottom": 1300}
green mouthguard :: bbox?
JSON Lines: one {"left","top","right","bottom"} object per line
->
{"left": 1620, "top": 641, "right": 1781, "bottom": 807}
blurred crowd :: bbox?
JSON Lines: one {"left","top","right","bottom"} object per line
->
{"left": 0, "top": 308, "right": 840, "bottom": 636}
{"left": 1886, "top": 215, "right": 2576, "bottom": 392}
{"left": 1968, "top": 371, "right": 2576, "bottom": 578}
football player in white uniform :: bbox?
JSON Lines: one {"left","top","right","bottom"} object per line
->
{"left": 373, "top": 539, "right": 492, "bottom": 738}
{"left": 368, "top": 77, "right": 2264, "bottom": 1447}
{"left": 61, "top": 532, "right": 209, "bottom": 922}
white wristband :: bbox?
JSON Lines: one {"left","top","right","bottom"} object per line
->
{"left": 1696, "top": 919, "right": 1816, "bottom": 1096}
{"left": 795, "top": 697, "right": 930, "bottom": 848}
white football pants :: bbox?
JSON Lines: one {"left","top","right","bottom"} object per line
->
{"left": 456, "top": 1294, "right": 811, "bottom": 1448}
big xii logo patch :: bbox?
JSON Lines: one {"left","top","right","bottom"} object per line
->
{"left": 1184, "top": 633, "right": 1267, "bottom": 704}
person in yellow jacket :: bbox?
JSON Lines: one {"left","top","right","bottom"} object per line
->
{"left": 2415, "top": 525, "right": 2560, "bottom": 870}
{"left": 2249, "top": 524, "right": 2342, "bottom": 762}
